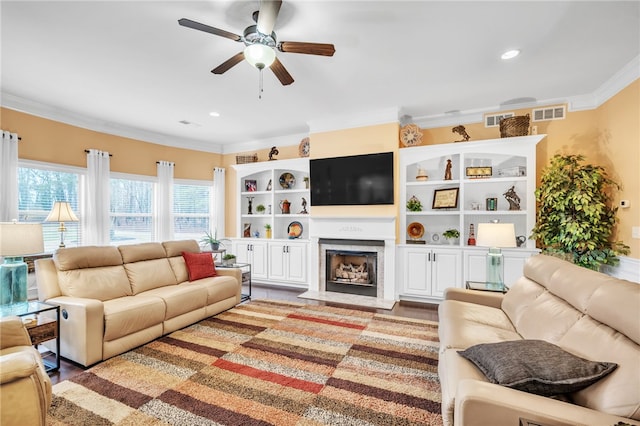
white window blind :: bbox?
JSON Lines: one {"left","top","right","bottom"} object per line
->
{"left": 110, "top": 175, "right": 154, "bottom": 245}
{"left": 18, "top": 161, "right": 82, "bottom": 252}
{"left": 173, "top": 180, "right": 212, "bottom": 242}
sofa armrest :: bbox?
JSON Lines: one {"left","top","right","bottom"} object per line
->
{"left": 455, "top": 379, "right": 639, "bottom": 426}
{"left": 216, "top": 268, "right": 242, "bottom": 286}
{"left": 44, "top": 296, "right": 105, "bottom": 367}
{"left": 0, "top": 350, "right": 40, "bottom": 384}
{"left": 444, "top": 288, "right": 504, "bottom": 308}
{"left": 0, "top": 317, "right": 32, "bottom": 349}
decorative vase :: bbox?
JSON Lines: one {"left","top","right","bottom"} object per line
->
{"left": 265, "top": 229, "right": 272, "bottom": 239}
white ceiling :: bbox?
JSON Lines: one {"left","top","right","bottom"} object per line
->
{"left": 1, "top": 1, "right": 639, "bottom": 154}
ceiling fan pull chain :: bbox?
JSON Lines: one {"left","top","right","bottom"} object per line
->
{"left": 259, "top": 68, "right": 264, "bottom": 99}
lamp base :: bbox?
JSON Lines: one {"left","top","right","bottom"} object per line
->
{"left": 486, "top": 247, "right": 504, "bottom": 290}
{"left": 0, "top": 257, "right": 28, "bottom": 305}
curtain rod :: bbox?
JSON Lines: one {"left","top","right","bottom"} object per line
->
{"left": 156, "top": 161, "right": 175, "bottom": 165}
{"left": 84, "top": 149, "right": 113, "bottom": 157}
{"left": 9, "top": 134, "right": 21, "bottom": 141}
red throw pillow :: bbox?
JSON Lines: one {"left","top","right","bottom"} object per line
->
{"left": 182, "top": 251, "right": 217, "bottom": 281}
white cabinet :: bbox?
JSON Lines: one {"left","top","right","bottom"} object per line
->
{"left": 234, "top": 240, "right": 268, "bottom": 280}
{"left": 268, "top": 241, "right": 307, "bottom": 284}
{"left": 399, "top": 246, "right": 461, "bottom": 299}
{"left": 464, "top": 248, "right": 536, "bottom": 286}
{"left": 398, "top": 135, "right": 544, "bottom": 301}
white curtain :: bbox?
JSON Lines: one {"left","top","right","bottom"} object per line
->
{"left": 0, "top": 130, "right": 19, "bottom": 221}
{"left": 155, "top": 161, "right": 174, "bottom": 241}
{"left": 213, "top": 167, "right": 226, "bottom": 238}
{"left": 83, "top": 149, "right": 110, "bottom": 245}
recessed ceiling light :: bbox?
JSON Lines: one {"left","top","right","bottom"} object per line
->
{"left": 501, "top": 49, "right": 520, "bottom": 60}
{"left": 209, "top": 111, "right": 220, "bottom": 117}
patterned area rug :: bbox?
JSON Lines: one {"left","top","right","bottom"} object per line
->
{"left": 48, "top": 300, "right": 442, "bottom": 425}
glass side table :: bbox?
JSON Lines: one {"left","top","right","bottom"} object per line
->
{"left": 465, "top": 281, "right": 508, "bottom": 293}
{"left": 0, "top": 301, "right": 60, "bottom": 373}
{"left": 216, "top": 263, "right": 251, "bottom": 302}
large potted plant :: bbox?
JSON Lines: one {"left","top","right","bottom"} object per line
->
{"left": 530, "top": 154, "right": 629, "bottom": 270}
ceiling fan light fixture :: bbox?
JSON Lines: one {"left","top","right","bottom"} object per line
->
{"left": 501, "top": 49, "right": 520, "bottom": 60}
{"left": 244, "top": 44, "right": 276, "bottom": 69}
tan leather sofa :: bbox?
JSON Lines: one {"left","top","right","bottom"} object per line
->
{"left": 0, "top": 316, "right": 52, "bottom": 426}
{"left": 438, "top": 254, "right": 640, "bottom": 426}
{"left": 35, "top": 240, "right": 241, "bottom": 367}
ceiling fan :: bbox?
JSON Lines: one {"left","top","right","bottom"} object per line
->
{"left": 178, "top": 0, "right": 335, "bottom": 86}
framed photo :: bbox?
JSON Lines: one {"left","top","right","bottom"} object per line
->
{"left": 432, "top": 188, "right": 459, "bottom": 209}
{"left": 244, "top": 179, "right": 257, "bottom": 192}
{"left": 466, "top": 166, "right": 492, "bottom": 179}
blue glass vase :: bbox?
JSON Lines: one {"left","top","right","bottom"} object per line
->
{"left": 0, "top": 257, "right": 28, "bottom": 305}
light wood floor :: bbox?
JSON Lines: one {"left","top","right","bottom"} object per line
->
{"left": 49, "top": 283, "right": 439, "bottom": 385}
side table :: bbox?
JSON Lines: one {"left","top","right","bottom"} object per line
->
{"left": 217, "top": 262, "right": 251, "bottom": 302}
{"left": 0, "top": 301, "right": 60, "bottom": 373}
{"left": 465, "top": 281, "right": 508, "bottom": 293}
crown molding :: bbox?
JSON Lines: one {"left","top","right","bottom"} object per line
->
{"left": 1, "top": 92, "right": 224, "bottom": 154}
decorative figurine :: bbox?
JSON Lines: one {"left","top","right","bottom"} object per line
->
{"left": 268, "top": 146, "right": 279, "bottom": 161}
{"left": 444, "top": 159, "right": 453, "bottom": 180}
{"left": 452, "top": 125, "right": 471, "bottom": 142}
{"left": 300, "top": 197, "right": 308, "bottom": 214}
{"left": 246, "top": 196, "right": 254, "bottom": 215}
{"left": 503, "top": 185, "right": 521, "bottom": 210}
{"left": 467, "top": 223, "right": 476, "bottom": 246}
{"left": 265, "top": 179, "right": 272, "bottom": 191}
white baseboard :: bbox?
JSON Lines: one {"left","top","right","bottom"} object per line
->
{"left": 602, "top": 256, "right": 640, "bottom": 283}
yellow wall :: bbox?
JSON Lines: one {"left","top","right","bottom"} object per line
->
{"left": 1, "top": 108, "right": 222, "bottom": 180}
{"left": 3, "top": 78, "right": 638, "bottom": 258}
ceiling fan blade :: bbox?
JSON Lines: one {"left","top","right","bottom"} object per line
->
{"left": 278, "top": 41, "right": 335, "bottom": 56}
{"left": 256, "top": 0, "right": 282, "bottom": 35}
{"left": 178, "top": 18, "right": 242, "bottom": 42}
{"left": 270, "top": 58, "right": 294, "bottom": 86}
{"left": 211, "top": 52, "right": 245, "bottom": 74}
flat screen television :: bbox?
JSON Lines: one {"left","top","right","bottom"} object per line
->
{"left": 310, "top": 152, "right": 394, "bottom": 206}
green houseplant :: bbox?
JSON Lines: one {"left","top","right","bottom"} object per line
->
{"left": 443, "top": 229, "right": 460, "bottom": 243}
{"left": 199, "top": 229, "right": 230, "bottom": 251}
{"left": 530, "top": 154, "right": 629, "bottom": 270}
{"left": 222, "top": 253, "right": 236, "bottom": 266}
{"left": 256, "top": 204, "right": 266, "bottom": 214}
{"left": 406, "top": 195, "right": 422, "bottom": 212}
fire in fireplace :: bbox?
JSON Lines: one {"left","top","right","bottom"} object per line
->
{"left": 326, "top": 249, "right": 377, "bottom": 297}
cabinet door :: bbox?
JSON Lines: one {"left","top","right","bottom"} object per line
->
{"left": 432, "top": 249, "right": 462, "bottom": 297}
{"left": 464, "top": 250, "right": 488, "bottom": 283}
{"left": 402, "top": 248, "right": 432, "bottom": 296}
{"left": 285, "top": 243, "right": 307, "bottom": 283}
{"left": 503, "top": 250, "right": 533, "bottom": 286}
{"left": 234, "top": 241, "right": 252, "bottom": 265}
{"left": 251, "top": 241, "right": 269, "bottom": 279}
{"left": 268, "top": 242, "right": 287, "bottom": 281}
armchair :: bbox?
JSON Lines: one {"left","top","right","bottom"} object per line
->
{"left": 0, "top": 316, "right": 52, "bottom": 426}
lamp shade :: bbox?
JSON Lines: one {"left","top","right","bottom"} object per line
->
{"left": 476, "top": 223, "right": 516, "bottom": 248}
{"left": 45, "top": 201, "right": 79, "bottom": 223}
{"left": 244, "top": 44, "right": 276, "bottom": 69}
{"left": 0, "top": 222, "right": 44, "bottom": 256}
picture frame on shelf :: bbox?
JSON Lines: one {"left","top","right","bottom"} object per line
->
{"left": 432, "top": 188, "right": 459, "bottom": 209}
{"left": 244, "top": 179, "right": 257, "bottom": 192}
{"left": 466, "top": 166, "right": 493, "bottom": 179}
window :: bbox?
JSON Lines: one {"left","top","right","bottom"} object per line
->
{"left": 173, "top": 180, "right": 213, "bottom": 242}
{"left": 110, "top": 174, "right": 154, "bottom": 245}
{"left": 18, "top": 161, "right": 82, "bottom": 252}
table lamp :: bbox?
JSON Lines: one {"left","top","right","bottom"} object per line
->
{"left": 476, "top": 222, "right": 516, "bottom": 289}
{"left": 45, "top": 201, "right": 79, "bottom": 248}
{"left": 0, "top": 222, "right": 44, "bottom": 305}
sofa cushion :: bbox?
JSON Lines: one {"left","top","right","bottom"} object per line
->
{"left": 182, "top": 251, "right": 217, "bottom": 281}
{"left": 57, "top": 266, "right": 132, "bottom": 301}
{"left": 163, "top": 240, "right": 201, "bottom": 257}
{"left": 54, "top": 246, "right": 123, "bottom": 270}
{"left": 124, "top": 258, "right": 177, "bottom": 294}
{"left": 458, "top": 340, "right": 618, "bottom": 397}
{"left": 102, "top": 296, "right": 166, "bottom": 341}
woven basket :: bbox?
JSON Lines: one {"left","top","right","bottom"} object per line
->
{"left": 236, "top": 154, "right": 258, "bottom": 164}
{"left": 500, "top": 114, "right": 530, "bottom": 138}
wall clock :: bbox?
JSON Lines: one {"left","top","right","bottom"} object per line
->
{"left": 400, "top": 124, "right": 423, "bottom": 147}
{"left": 298, "top": 137, "right": 310, "bottom": 157}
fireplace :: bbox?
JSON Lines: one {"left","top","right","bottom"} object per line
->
{"left": 324, "top": 242, "right": 380, "bottom": 297}
{"left": 307, "top": 216, "right": 396, "bottom": 308}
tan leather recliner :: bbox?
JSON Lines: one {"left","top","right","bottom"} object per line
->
{"left": 0, "top": 316, "right": 52, "bottom": 426}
